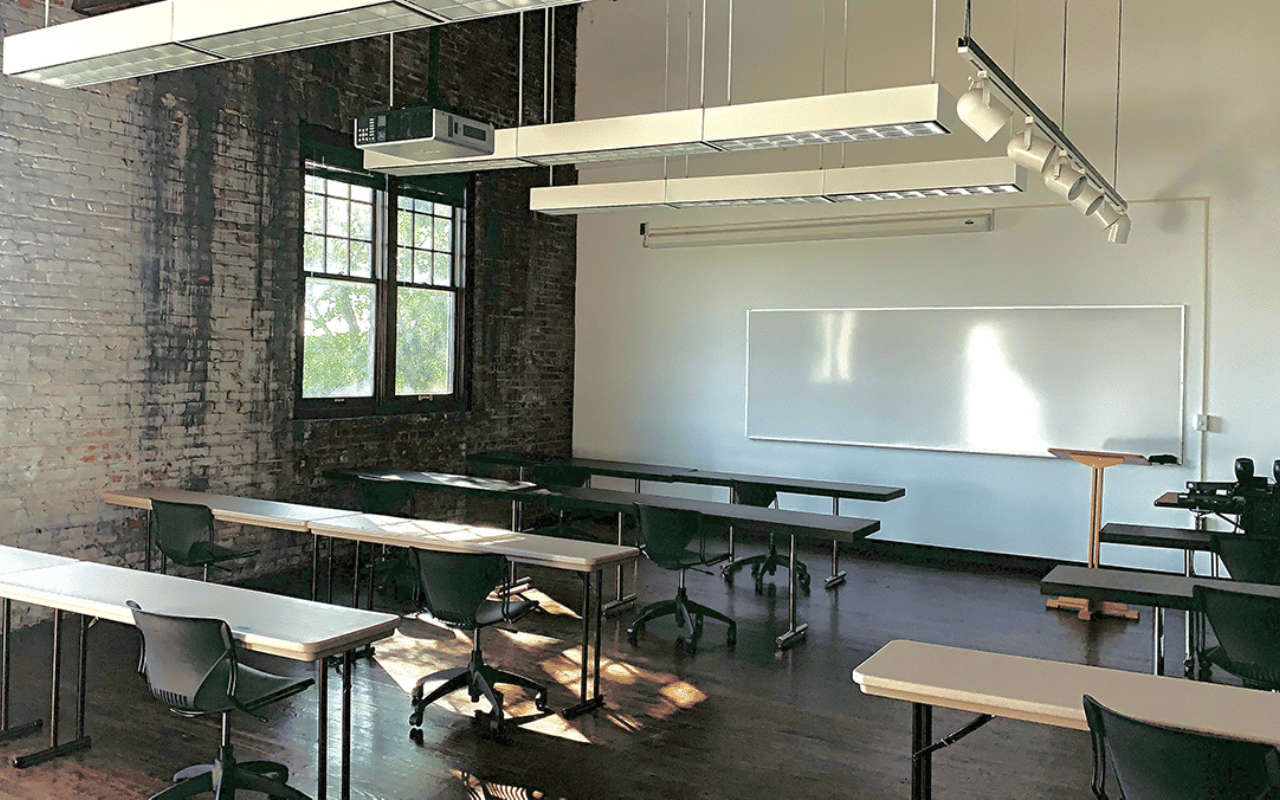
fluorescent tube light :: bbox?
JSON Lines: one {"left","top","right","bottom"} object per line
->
{"left": 173, "top": 0, "right": 441, "bottom": 60}
{"left": 365, "top": 128, "right": 533, "bottom": 175}
{"left": 641, "top": 211, "right": 995, "bottom": 248}
{"left": 664, "top": 170, "right": 829, "bottom": 209}
{"left": 409, "top": 0, "right": 586, "bottom": 22}
{"left": 528, "top": 157, "right": 1025, "bottom": 215}
{"left": 2, "top": 1, "right": 219, "bottom": 88}
{"left": 530, "top": 180, "right": 671, "bottom": 216}
{"left": 822, "top": 157, "right": 1024, "bottom": 202}
{"left": 702, "top": 84, "right": 957, "bottom": 151}
{"left": 516, "top": 109, "right": 719, "bottom": 167}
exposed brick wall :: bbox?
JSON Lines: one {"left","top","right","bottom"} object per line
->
{"left": 0, "top": 2, "right": 579, "bottom": 613}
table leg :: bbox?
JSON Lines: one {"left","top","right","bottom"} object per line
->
{"left": 776, "top": 534, "right": 808, "bottom": 650}
{"left": 0, "top": 599, "right": 42, "bottom": 743}
{"left": 1184, "top": 549, "right": 1195, "bottom": 677}
{"left": 352, "top": 542, "right": 362, "bottom": 609}
{"left": 311, "top": 535, "right": 321, "bottom": 602}
{"left": 342, "top": 650, "right": 352, "bottom": 800}
{"left": 316, "top": 656, "right": 328, "bottom": 800}
{"left": 1153, "top": 606, "right": 1165, "bottom": 676}
{"left": 145, "top": 509, "right": 154, "bottom": 573}
{"left": 564, "top": 571, "right": 605, "bottom": 719}
{"left": 13, "top": 611, "right": 91, "bottom": 768}
{"left": 912, "top": 702, "right": 933, "bottom": 800}
{"left": 326, "top": 536, "right": 335, "bottom": 605}
{"left": 824, "top": 497, "right": 847, "bottom": 590}
{"left": 604, "top": 512, "right": 636, "bottom": 617}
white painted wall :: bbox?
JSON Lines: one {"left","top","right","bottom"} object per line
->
{"left": 571, "top": 0, "right": 1280, "bottom": 569}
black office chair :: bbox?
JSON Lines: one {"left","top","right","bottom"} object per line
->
{"left": 408, "top": 549, "right": 548, "bottom": 737}
{"left": 627, "top": 504, "right": 736, "bottom": 653}
{"left": 527, "top": 463, "right": 597, "bottom": 542}
{"left": 150, "top": 500, "right": 259, "bottom": 581}
{"left": 721, "top": 481, "right": 810, "bottom": 594}
{"left": 1213, "top": 533, "right": 1280, "bottom": 585}
{"left": 1082, "top": 694, "right": 1280, "bottom": 800}
{"left": 128, "top": 601, "right": 315, "bottom": 800}
{"left": 1194, "top": 584, "right": 1280, "bottom": 689}
{"left": 354, "top": 481, "right": 419, "bottom": 606}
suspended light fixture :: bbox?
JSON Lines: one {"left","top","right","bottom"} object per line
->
{"left": 2, "top": 0, "right": 593, "bottom": 88}
{"left": 529, "top": 157, "right": 1025, "bottom": 215}
{"left": 1069, "top": 181, "right": 1105, "bottom": 216}
{"left": 1090, "top": 200, "right": 1123, "bottom": 230}
{"left": 640, "top": 211, "right": 995, "bottom": 248}
{"left": 1107, "top": 214, "right": 1132, "bottom": 244}
{"left": 1006, "top": 124, "right": 1059, "bottom": 174}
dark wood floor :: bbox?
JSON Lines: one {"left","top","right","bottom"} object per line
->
{"left": 0, "top": 533, "right": 1184, "bottom": 800}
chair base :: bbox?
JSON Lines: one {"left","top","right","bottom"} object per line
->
{"left": 627, "top": 586, "right": 736, "bottom": 653}
{"left": 722, "top": 537, "right": 810, "bottom": 594}
{"left": 409, "top": 650, "right": 548, "bottom": 737}
{"left": 151, "top": 744, "right": 310, "bottom": 800}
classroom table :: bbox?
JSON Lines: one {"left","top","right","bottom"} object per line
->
{"left": 549, "top": 486, "right": 882, "bottom": 649}
{"left": 0, "top": 555, "right": 398, "bottom": 800}
{"left": 102, "top": 486, "right": 360, "bottom": 601}
{"left": 0, "top": 546, "right": 78, "bottom": 749}
{"left": 308, "top": 513, "right": 638, "bottom": 719}
{"left": 853, "top": 639, "right": 1280, "bottom": 800}
{"left": 1039, "top": 563, "right": 1280, "bottom": 677}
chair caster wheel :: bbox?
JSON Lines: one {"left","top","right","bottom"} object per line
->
{"left": 408, "top": 727, "right": 424, "bottom": 745}
{"left": 767, "top": 583, "right": 777, "bottom": 597}
{"left": 409, "top": 709, "right": 423, "bottom": 727}
{"left": 535, "top": 694, "right": 549, "bottom": 712}
{"left": 726, "top": 630, "right": 737, "bottom": 648}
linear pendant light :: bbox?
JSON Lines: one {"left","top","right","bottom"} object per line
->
{"left": 640, "top": 211, "right": 995, "bottom": 248}
{"left": 529, "top": 157, "right": 1025, "bottom": 215}
{"left": 2, "top": 0, "right": 590, "bottom": 88}
{"left": 366, "top": 84, "right": 959, "bottom": 174}
{"left": 363, "top": 128, "right": 534, "bottom": 175}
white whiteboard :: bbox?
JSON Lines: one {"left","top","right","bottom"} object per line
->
{"left": 746, "top": 305, "right": 1186, "bottom": 458}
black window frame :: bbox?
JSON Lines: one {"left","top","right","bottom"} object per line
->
{"left": 296, "top": 126, "right": 470, "bottom": 420}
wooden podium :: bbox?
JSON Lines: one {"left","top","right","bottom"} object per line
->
{"left": 1045, "top": 448, "right": 1147, "bottom": 621}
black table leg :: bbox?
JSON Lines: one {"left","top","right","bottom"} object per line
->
{"left": 145, "top": 509, "right": 154, "bottom": 573}
{"left": 564, "top": 571, "right": 604, "bottom": 719}
{"left": 603, "top": 512, "right": 635, "bottom": 617}
{"left": 0, "top": 599, "right": 42, "bottom": 743}
{"left": 776, "top": 534, "right": 808, "bottom": 649}
{"left": 825, "top": 497, "right": 848, "bottom": 590}
{"left": 311, "top": 535, "right": 320, "bottom": 602}
{"left": 912, "top": 702, "right": 933, "bottom": 800}
{"left": 317, "top": 656, "right": 328, "bottom": 800}
{"left": 14, "top": 611, "right": 91, "bottom": 768}
{"left": 342, "top": 649, "right": 353, "bottom": 800}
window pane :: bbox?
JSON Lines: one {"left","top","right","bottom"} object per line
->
{"left": 397, "top": 212, "right": 412, "bottom": 249}
{"left": 326, "top": 238, "right": 349, "bottom": 275}
{"left": 304, "top": 194, "right": 325, "bottom": 234}
{"left": 398, "top": 195, "right": 414, "bottom": 211}
{"left": 326, "top": 197, "right": 349, "bottom": 237}
{"left": 395, "top": 287, "right": 454, "bottom": 396}
{"left": 305, "top": 174, "right": 323, "bottom": 194}
{"left": 414, "top": 215, "right": 432, "bottom": 250}
{"left": 434, "top": 216, "right": 451, "bottom": 252}
{"left": 396, "top": 247, "right": 412, "bottom": 282}
{"left": 351, "top": 185, "right": 373, "bottom": 203}
{"left": 434, "top": 253, "right": 452, "bottom": 286}
{"left": 302, "top": 277, "right": 375, "bottom": 399}
{"left": 350, "top": 202, "right": 372, "bottom": 241}
{"left": 416, "top": 199, "right": 435, "bottom": 216}
{"left": 303, "top": 233, "right": 325, "bottom": 273}
{"left": 350, "top": 243, "right": 372, "bottom": 279}
{"left": 325, "top": 179, "right": 349, "bottom": 199}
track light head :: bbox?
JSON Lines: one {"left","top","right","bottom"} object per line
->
{"left": 1107, "top": 214, "right": 1132, "bottom": 244}
{"left": 1090, "top": 200, "right": 1123, "bottom": 230}
{"left": 1070, "top": 181, "right": 1104, "bottom": 217}
{"left": 1006, "top": 128, "right": 1059, "bottom": 174}
{"left": 1044, "top": 156, "right": 1086, "bottom": 200}
{"left": 956, "top": 79, "right": 1012, "bottom": 142}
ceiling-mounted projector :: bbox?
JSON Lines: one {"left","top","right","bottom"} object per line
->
{"left": 355, "top": 106, "right": 494, "bottom": 161}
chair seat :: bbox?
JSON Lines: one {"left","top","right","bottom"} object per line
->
{"left": 1201, "top": 645, "right": 1280, "bottom": 690}
{"left": 473, "top": 597, "right": 537, "bottom": 628}
{"left": 182, "top": 541, "right": 261, "bottom": 568}
{"left": 188, "top": 661, "right": 314, "bottom": 716}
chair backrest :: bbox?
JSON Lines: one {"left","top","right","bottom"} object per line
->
{"left": 633, "top": 504, "right": 726, "bottom": 570}
{"left": 1213, "top": 534, "right": 1280, "bottom": 585}
{"left": 1082, "top": 694, "right": 1278, "bottom": 800}
{"left": 412, "top": 549, "right": 508, "bottom": 628}
{"left": 731, "top": 481, "right": 777, "bottom": 509}
{"left": 529, "top": 463, "right": 591, "bottom": 489}
{"left": 129, "top": 602, "right": 236, "bottom": 716}
{"left": 1242, "top": 492, "right": 1280, "bottom": 538}
{"left": 1195, "top": 585, "right": 1280, "bottom": 684}
{"left": 151, "top": 500, "right": 216, "bottom": 564}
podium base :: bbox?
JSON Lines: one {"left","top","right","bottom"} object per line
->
{"left": 1046, "top": 596, "right": 1139, "bottom": 622}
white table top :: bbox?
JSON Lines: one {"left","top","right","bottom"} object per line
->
{"left": 853, "top": 640, "right": 1280, "bottom": 745}
{"left": 0, "top": 544, "right": 77, "bottom": 575}
{"left": 103, "top": 487, "right": 361, "bottom": 532}
{"left": 0, "top": 561, "right": 399, "bottom": 662}
{"left": 309, "top": 514, "right": 639, "bottom": 573}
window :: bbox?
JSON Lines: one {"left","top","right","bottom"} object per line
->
{"left": 299, "top": 161, "right": 467, "bottom": 417}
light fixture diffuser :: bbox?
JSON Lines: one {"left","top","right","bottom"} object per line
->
{"left": 516, "top": 109, "right": 720, "bottom": 167}
{"left": 823, "top": 157, "right": 1024, "bottom": 202}
{"left": 641, "top": 211, "right": 995, "bottom": 248}
{"left": 702, "top": 84, "right": 957, "bottom": 151}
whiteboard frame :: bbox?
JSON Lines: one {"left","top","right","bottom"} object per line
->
{"left": 744, "top": 304, "right": 1188, "bottom": 460}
